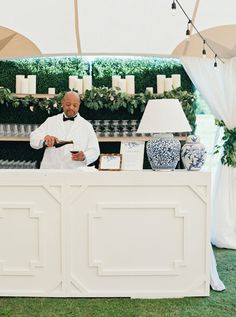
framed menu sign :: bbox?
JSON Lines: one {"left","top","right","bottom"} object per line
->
{"left": 120, "top": 141, "right": 145, "bottom": 170}
{"left": 99, "top": 154, "right": 122, "bottom": 171}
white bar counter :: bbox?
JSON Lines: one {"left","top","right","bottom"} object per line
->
{"left": 0, "top": 170, "right": 211, "bottom": 298}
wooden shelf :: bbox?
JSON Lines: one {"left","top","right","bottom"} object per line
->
{"left": 0, "top": 136, "right": 29, "bottom": 141}
{"left": 0, "top": 135, "right": 186, "bottom": 142}
{"left": 0, "top": 136, "right": 150, "bottom": 142}
{"left": 14, "top": 94, "right": 57, "bottom": 99}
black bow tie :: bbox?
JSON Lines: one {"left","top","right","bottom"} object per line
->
{"left": 63, "top": 115, "right": 77, "bottom": 122}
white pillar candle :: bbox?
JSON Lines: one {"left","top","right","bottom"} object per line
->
{"left": 118, "top": 79, "right": 126, "bottom": 93}
{"left": 27, "top": 75, "right": 36, "bottom": 94}
{"left": 112, "top": 75, "right": 121, "bottom": 90}
{"left": 69, "top": 75, "right": 78, "bottom": 90}
{"left": 146, "top": 87, "right": 153, "bottom": 94}
{"left": 83, "top": 75, "right": 92, "bottom": 93}
{"left": 15, "top": 75, "right": 25, "bottom": 94}
{"left": 21, "top": 78, "right": 29, "bottom": 94}
{"left": 125, "top": 75, "right": 135, "bottom": 94}
{"left": 164, "top": 78, "right": 173, "bottom": 92}
{"left": 48, "top": 88, "right": 56, "bottom": 94}
{"left": 74, "top": 78, "right": 83, "bottom": 94}
{"left": 156, "top": 75, "right": 166, "bottom": 94}
{"left": 172, "top": 74, "right": 181, "bottom": 89}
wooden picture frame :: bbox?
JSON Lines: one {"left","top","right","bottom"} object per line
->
{"left": 98, "top": 154, "right": 122, "bottom": 171}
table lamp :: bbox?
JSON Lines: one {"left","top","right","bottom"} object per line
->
{"left": 137, "top": 99, "right": 192, "bottom": 171}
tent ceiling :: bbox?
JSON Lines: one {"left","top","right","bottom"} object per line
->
{"left": 0, "top": 0, "right": 235, "bottom": 59}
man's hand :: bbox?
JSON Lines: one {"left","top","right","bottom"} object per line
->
{"left": 44, "top": 135, "right": 59, "bottom": 147}
{"left": 71, "top": 151, "right": 86, "bottom": 161}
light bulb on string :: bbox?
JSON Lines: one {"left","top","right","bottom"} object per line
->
{"left": 202, "top": 40, "right": 207, "bottom": 58}
{"left": 171, "top": 0, "right": 177, "bottom": 15}
{"left": 185, "top": 20, "right": 191, "bottom": 41}
{"left": 214, "top": 54, "right": 218, "bottom": 68}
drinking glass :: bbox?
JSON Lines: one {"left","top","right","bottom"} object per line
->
{"left": 103, "top": 120, "right": 110, "bottom": 136}
{"left": 17, "top": 124, "right": 25, "bottom": 136}
{"left": 131, "top": 120, "right": 138, "bottom": 136}
{"left": 112, "top": 120, "right": 119, "bottom": 136}
{"left": 94, "top": 120, "right": 101, "bottom": 134}
{"left": 0, "top": 124, "right": 5, "bottom": 136}
{"left": 4, "top": 124, "right": 11, "bottom": 136}
{"left": 24, "top": 124, "right": 32, "bottom": 137}
{"left": 10, "top": 124, "right": 18, "bottom": 136}
{"left": 121, "top": 120, "right": 128, "bottom": 136}
{"left": 24, "top": 161, "right": 31, "bottom": 169}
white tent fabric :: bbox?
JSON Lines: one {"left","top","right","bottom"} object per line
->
{"left": 181, "top": 56, "right": 236, "bottom": 250}
{"left": 0, "top": 0, "right": 236, "bottom": 58}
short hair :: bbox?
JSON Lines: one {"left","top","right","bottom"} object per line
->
{"left": 62, "top": 91, "right": 80, "bottom": 102}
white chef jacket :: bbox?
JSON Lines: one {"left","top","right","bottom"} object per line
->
{"left": 30, "top": 113, "right": 100, "bottom": 169}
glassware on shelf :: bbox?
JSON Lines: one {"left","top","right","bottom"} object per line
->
{"left": 4, "top": 124, "right": 11, "bottom": 136}
{"left": 29, "top": 161, "right": 37, "bottom": 169}
{"left": 107, "top": 120, "right": 114, "bottom": 136}
{"left": 94, "top": 120, "right": 102, "bottom": 135}
{"left": 23, "top": 161, "right": 32, "bottom": 169}
{"left": 17, "top": 124, "right": 25, "bottom": 136}
{"left": 10, "top": 124, "right": 18, "bottom": 136}
{"left": 20, "top": 160, "right": 27, "bottom": 168}
{"left": 126, "top": 120, "right": 138, "bottom": 136}
{"left": 112, "top": 120, "right": 119, "bottom": 136}
{"left": 121, "top": 120, "right": 129, "bottom": 136}
{"left": 116, "top": 120, "right": 123, "bottom": 136}
{"left": 103, "top": 120, "right": 111, "bottom": 137}
{"left": 24, "top": 124, "right": 32, "bottom": 137}
{"left": 31, "top": 124, "right": 39, "bottom": 132}
{"left": 97, "top": 120, "right": 105, "bottom": 136}
{"left": 0, "top": 124, "right": 4, "bottom": 136}
{"left": 131, "top": 120, "right": 138, "bottom": 132}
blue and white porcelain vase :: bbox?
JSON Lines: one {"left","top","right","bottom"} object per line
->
{"left": 146, "top": 133, "right": 181, "bottom": 171}
{"left": 181, "top": 135, "right": 207, "bottom": 171}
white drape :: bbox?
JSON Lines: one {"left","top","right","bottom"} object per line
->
{"left": 180, "top": 56, "right": 236, "bottom": 292}
{"left": 181, "top": 56, "right": 236, "bottom": 249}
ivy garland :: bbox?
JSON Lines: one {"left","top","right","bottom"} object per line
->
{"left": 0, "top": 86, "right": 196, "bottom": 131}
{"left": 214, "top": 119, "right": 236, "bottom": 167}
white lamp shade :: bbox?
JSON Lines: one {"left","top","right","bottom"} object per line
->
{"left": 137, "top": 99, "right": 192, "bottom": 133}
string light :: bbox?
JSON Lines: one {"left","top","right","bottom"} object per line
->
{"left": 185, "top": 20, "right": 191, "bottom": 41}
{"left": 214, "top": 54, "right": 218, "bottom": 68}
{"left": 171, "top": 0, "right": 224, "bottom": 66}
{"left": 171, "top": 0, "right": 177, "bottom": 15}
{"left": 202, "top": 40, "right": 207, "bottom": 58}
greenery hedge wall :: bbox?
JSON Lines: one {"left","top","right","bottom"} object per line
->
{"left": 0, "top": 56, "right": 193, "bottom": 94}
{"left": 92, "top": 57, "right": 194, "bottom": 93}
{"left": 0, "top": 57, "right": 89, "bottom": 94}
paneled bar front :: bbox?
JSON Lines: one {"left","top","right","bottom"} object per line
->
{"left": 0, "top": 170, "right": 210, "bottom": 298}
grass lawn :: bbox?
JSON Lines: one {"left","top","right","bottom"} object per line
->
{"left": 0, "top": 247, "right": 235, "bottom": 317}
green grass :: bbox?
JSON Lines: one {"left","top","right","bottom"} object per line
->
{"left": 0, "top": 247, "right": 235, "bottom": 317}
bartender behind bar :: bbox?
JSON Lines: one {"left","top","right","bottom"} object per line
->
{"left": 30, "top": 91, "right": 100, "bottom": 169}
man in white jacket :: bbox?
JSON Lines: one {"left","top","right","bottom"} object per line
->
{"left": 30, "top": 91, "right": 100, "bottom": 169}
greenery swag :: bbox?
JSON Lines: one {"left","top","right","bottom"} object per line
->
{"left": 0, "top": 86, "right": 196, "bottom": 131}
{"left": 214, "top": 119, "right": 236, "bottom": 167}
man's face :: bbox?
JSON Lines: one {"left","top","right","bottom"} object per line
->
{"left": 62, "top": 93, "right": 80, "bottom": 118}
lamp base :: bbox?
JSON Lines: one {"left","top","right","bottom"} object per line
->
{"left": 146, "top": 133, "right": 181, "bottom": 171}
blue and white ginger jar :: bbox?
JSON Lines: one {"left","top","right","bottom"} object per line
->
{"left": 181, "top": 135, "right": 207, "bottom": 171}
{"left": 146, "top": 133, "right": 181, "bottom": 171}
